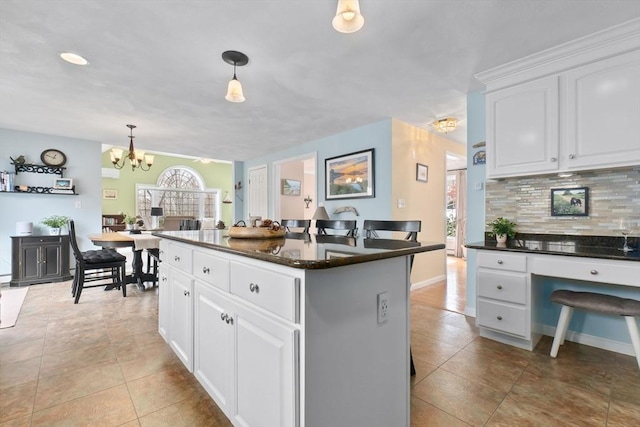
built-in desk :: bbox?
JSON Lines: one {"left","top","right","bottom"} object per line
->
{"left": 467, "top": 235, "right": 639, "bottom": 355}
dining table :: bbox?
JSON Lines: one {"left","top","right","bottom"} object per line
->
{"left": 87, "top": 231, "right": 161, "bottom": 291}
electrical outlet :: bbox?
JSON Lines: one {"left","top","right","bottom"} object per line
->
{"left": 377, "top": 291, "right": 389, "bottom": 324}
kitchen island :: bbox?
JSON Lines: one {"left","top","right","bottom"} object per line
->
{"left": 154, "top": 229, "right": 445, "bottom": 427}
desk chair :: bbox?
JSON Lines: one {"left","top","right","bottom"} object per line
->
{"left": 363, "top": 219, "right": 421, "bottom": 376}
{"left": 316, "top": 219, "right": 357, "bottom": 237}
{"left": 281, "top": 219, "right": 311, "bottom": 233}
{"left": 69, "top": 220, "right": 126, "bottom": 304}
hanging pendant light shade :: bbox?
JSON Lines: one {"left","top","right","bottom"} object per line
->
{"left": 222, "top": 50, "right": 249, "bottom": 103}
{"left": 110, "top": 124, "right": 154, "bottom": 171}
{"left": 332, "top": 0, "right": 364, "bottom": 33}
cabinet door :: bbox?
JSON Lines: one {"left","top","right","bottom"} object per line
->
{"left": 41, "top": 243, "right": 62, "bottom": 279}
{"left": 20, "top": 245, "right": 41, "bottom": 281}
{"left": 233, "top": 304, "right": 298, "bottom": 427}
{"left": 564, "top": 51, "right": 640, "bottom": 170}
{"left": 486, "top": 75, "right": 559, "bottom": 178}
{"left": 194, "top": 281, "right": 234, "bottom": 417}
{"left": 158, "top": 264, "right": 170, "bottom": 341}
{"left": 169, "top": 269, "right": 194, "bottom": 371}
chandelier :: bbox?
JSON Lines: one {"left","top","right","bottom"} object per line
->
{"left": 111, "top": 124, "right": 154, "bottom": 171}
{"left": 433, "top": 118, "right": 458, "bottom": 134}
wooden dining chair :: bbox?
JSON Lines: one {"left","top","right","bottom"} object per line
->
{"left": 316, "top": 219, "right": 357, "bottom": 237}
{"left": 69, "top": 220, "right": 127, "bottom": 304}
{"left": 281, "top": 219, "right": 311, "bottom": 233}
{"left": 363, "top": 219, "right": 421, "bottom": 376}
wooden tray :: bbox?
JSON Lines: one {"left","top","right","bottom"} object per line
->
{"left": 227, "top": 226, "right": 286, "bottom": 239}
{"left": 227, "top": 237, "right": 286, "bottom": 253}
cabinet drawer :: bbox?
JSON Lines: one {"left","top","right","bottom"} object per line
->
{"left": 230, "top": 262, "right": 299, "bottom": 323}
{"left": 477, "top": 299, "right": 528, "bottom": 338}
{"left": 193, "top": 250, "right": 230, "bottom": 291}
{"left": 478, "top": 271, "right": 527, "bottom": 304}
{"left": 167, "top": 242, "right": 193, "bottom": 273}
{"left": 21, "top": 236, "right": 61, "bottom": 245}
{"left": 478, "top": 251, "right": 527, "bottom": 272}
{"left": 532, "top": 256, "right": 640, "bottom": 287}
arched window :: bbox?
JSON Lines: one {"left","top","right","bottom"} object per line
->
{"left": 137, "top": 167, "right": 220, "bottom": 226}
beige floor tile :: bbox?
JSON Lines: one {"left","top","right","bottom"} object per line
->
{"left": 0, "top": 380, "right": 36, "bottom": 424}
{"left": 0, "top": 356, "right": 41, "bottom": 389}
{"left": 138, "top": 388, "right": 232, "bottom": 427}
{"left": 0, "top": 337, "right": 44, "bottom": 365}
{"left": 31, "top": 384, "right": 137, "bottom": 427}
{"left": 0, "top": 414, "right": 32, "bottom": 427}
{"left": 412, "top": 320, "right": 478, "bottom": 349}
{"left": 412, "top": 368, "right": 506, "bottom": 426}
{"left": 34, "top": 361, "right": 125, "bottom": 411}
{"left": 606, "top": 399, "right": 640, "bottom": 427}
{"left": 410, "top": 396, "right": 471, "bottom": 426}
{"left": 39, "top": 341, "right": 117, "bottom": 378}
{"left": 487, "top": 395, "right": 586, "bottom": 427}
{"left": 117, "top": 342, "right": 184, "bottom": 382}
{"left": 0, "top": 321, "right": 47, "bottom": 347}
{"left": 43, "top": 327, "right": 111, "bottom": 355}
{"left": 127, "top": 366, "right": 201, "bottom": 417}
{"left": 461, "top": 336, "right": 534, "bottom": 369}
{"left": 411, "top": 333, "right": 462, "bottom": 366}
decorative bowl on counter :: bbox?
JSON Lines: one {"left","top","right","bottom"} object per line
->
{"left": 227, "top": 226, "right": 285, "bottom": 239}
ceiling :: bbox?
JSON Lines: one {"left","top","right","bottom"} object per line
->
{"left": 1, "top": 1, "right": 638, "bottom": 162}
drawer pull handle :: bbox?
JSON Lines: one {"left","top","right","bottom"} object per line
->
{"left": 221, "top": 313, "right": 227, "bottom": 321}
{"left": 590, "top": 270, "right": 598, "bottom": 275}
{"left": 162, "top": 276, "right": 167, "bottom": 281}
{"left": 550, "top": 157, "right": 557, "bottom": 162}
{"left": 183, "top": 290, "right": 190, "bottom": 297}
{"left": 202, "top": 266, "right": 210, "bottom": 274}
{"left": 174, "top": 256, "right": 180, "bottom": 262}
{"left": 249, "top": 283, "right": 260, "bottom": 293}
{"left": 226, "top": 316, "right": 234, "bottom": 325}
{"left": 497, "top": 260, "right": 503, "bottom": 265}
{"left": 497, "top": 285, "right": 503, "bottom": 290}
{"left": 497, "top": 316, "right": 503, "bottom": 321}
{"left": 569, "top": 154, "right": 575, "bottom": 159}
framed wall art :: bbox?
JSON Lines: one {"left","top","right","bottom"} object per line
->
{"left": 281, "top": 179, "right": 301, "bottom": 196}
{"left": 551, "top": 187, "right": 589, "bottom": 216}
{"left": 103, "top": 189, "right": 118, "bottom": 200}
{"left": 416, "top": 163, "right": 428, "bottom": 182}
{"left": 53, "top": 178, "right": 73, "bottom": 189}
{"left": 325, "top": 148, "right": 375, "bottom": 200}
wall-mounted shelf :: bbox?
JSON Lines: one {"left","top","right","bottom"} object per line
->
{"left": 8, "top": 185, "right": 77, "bottom": 195}
{"left": 14, "top": 163, "right": 66, "bottom": 177}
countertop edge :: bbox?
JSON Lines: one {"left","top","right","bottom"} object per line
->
{"left": 155, "top": 233, "right": 445, "bottom": 269}
{"left": 465, "top": 242, "right": 640, "bottom": 262}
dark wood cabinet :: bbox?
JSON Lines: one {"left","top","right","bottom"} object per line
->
{"left": 10, "top": 235, "right": 72, "bottom": 286}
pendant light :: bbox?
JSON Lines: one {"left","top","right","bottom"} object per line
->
{"left": 332, "top": 0, "right": 364, "bottom": 33}
{"left": 111, "top": 124, "right": 154, "bottom": 171}
{"left": 222, "top": 50, "right": 249, "bottom": 103}
{"left": 433, "top": 118, "right": 458, "bottom": 134}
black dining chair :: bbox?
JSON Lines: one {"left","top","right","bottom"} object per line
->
{"left": 281, "top": 219, "right": 311, "bottom": 233}
{"left": 69, "top": 220, "right": 127, "bottom": 304}
{"left": 316, "top": 219, "right": 357, "bottom": 237}
{"left": 363, "top": 219, "right": 421, "bottom": 376}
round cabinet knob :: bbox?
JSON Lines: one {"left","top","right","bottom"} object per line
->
{"left": 249, "top": 283, "right": 260, "bottom": 293}
{"left": 497, "top": 316, "right": 503, "bottom": 321}
{"left": 497, "top": 285, "right": 503, "bottom": 290}
{"left": 183, "top": 290, "right": 190, "bottom": 296}
{"left": 202, "top": 266, "right": 210, "bottom": 274}
{"left": 174, "top": 256, "right": 180, "bottom": 262}
{"left": 569, "top": 154, "right": 575, "bottom": 159}
{"left": 225, "top": 316, "right": 234, "bottom": 325}
{"left": 497, "top": 260, "right": 503, "bottom": 265}
{"left": 162, "top": 276, "right": 167, "bottom": 281}
{"left": 550, "top": 157, "right": 557, "bottom": 162}
{"left": 221, "top": 313, "right": 227, "bottom": 322}
{"left": 590, "top": 270, "right": 598, "bottom": 275}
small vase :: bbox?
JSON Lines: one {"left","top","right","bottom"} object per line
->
{"left": 496, "top": 234, "right": 507, "bottom": 243}
{"left": 49, "top": 227, "right": 61, "bottom": 235}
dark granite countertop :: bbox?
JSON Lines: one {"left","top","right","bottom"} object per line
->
{"left": 154, "top": 230, "right": 445, "bottom": 269}
{"left": 466, "top": 233, "right": 640, "bottom": 262}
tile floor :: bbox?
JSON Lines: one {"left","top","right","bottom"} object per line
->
{"left": 1, "top": 277, "right": 638, "bottom": 426}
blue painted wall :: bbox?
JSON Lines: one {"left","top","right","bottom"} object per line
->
{"left": 244, "top": 119, "right": 393, "bottom": 229}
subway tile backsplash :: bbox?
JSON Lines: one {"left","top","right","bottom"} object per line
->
{"left": 485, "top": 165, "right": 640, "bottom": 236}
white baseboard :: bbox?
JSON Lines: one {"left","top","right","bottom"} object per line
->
{"left": 464, "top": 307, "right": 476, "bottom": 318}
{"left": 410, "top": 275, "right": 446, "bottom": 291}
{"left": 543, "top": 325, "right": 635, "bottom": 357}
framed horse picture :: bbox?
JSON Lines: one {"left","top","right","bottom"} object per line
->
{"left": 551, "top": 187, "right": 589, "bottom": 216}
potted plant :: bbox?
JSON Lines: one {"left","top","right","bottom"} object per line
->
{"left": 123, "top": 215, "right": 136, "bottom": 230}
{"left": 487, "top": 217, "right": 516, "bottom": 243}
{"left": 42, "top": 215, "right": 70, "bottom": 235}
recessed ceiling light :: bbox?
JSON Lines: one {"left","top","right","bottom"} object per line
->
{"left": 60, "top": 52, "right": 88, "bottom": 65}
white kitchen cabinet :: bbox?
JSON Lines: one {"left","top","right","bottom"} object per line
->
{"left": 168, "top": 268, "right": 194, "bottom": 371}
{"left": 233, "top": 300, "right": 297, "bottom": 427}
{"left": 486, "top": 75, "right": 560, "bottom": 178}
{"left": 563, "top": 50, "right": 640, "bottom": 170}
{"left": 158, "top": 263, "right": 170, "bottom": 341}
{"left": 478, "top": 22, "right": 640, "bottom": 178}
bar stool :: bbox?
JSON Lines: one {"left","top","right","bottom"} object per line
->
{"left": 146, "top": 248, "right": 160, "bottom": 287}
{"left": 550, "top": 290, "right": 640, "bottom": 369}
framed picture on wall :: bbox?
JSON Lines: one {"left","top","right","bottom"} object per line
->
{"left": 53, "top": 178, "right": 73, "bottom": 189}
{"left": 416, "top": 163, "right": 428, "bottom": 182}
{"left": 103, "top": 189, "right": 118, "bottom": 200}
{"left": 551, "top": 187, "right": 589, "bottom": 216}
{"left": 325, "top": 148, "right": 375, "bottom": 200}
{"left": 281, "top": 179, "right": 301, "bottom": 196}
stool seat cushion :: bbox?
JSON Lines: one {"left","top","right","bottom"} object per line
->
{"left": 551, "top": 290, "right": 640, "bottom": 317}
{"left": 82, "top": 249, "right": 127, "bottom": 264}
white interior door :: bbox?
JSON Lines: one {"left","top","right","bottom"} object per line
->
{"left": 248, "top": 165, "right": 268, "bottom": 219}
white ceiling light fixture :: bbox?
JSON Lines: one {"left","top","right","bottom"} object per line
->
{"left": 60, "top": 52, "right": 88, "bottom": 65}
{"left": 332, "top": 0, "right": 364, "bottom": 33}
{"left": 433, "top": 117, "right": 458, "bottom": 134}
{"left": 222, "top": 50, "right": 249, "bottom": 103}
